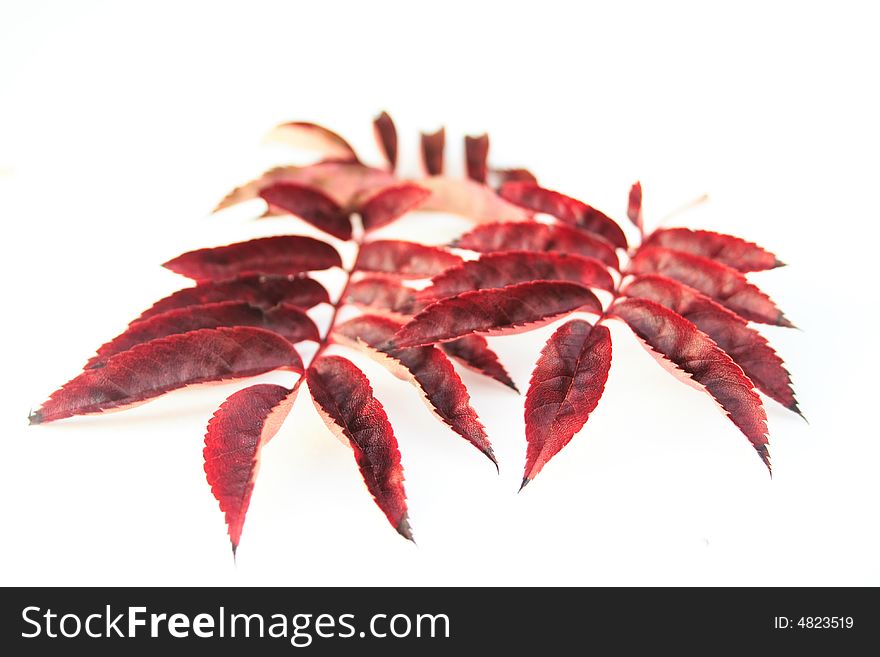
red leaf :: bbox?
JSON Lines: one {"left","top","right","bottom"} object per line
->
{"left": 204, "top": 384, "right": 296, "bottom": 555}
{"left": 629, "top": 246, "right": 793, "bottom": 327}
{"left": 418, "top": 251, "right": 614, "bottom": 302}
{"left": 343, "top": 283, "right": 518, "bottom": 390}
{"left": 523, "top": 320, "right": 612, "bottom": 485}
{"left": 214, "top": 162, "right": 396, "bottom": 211}
{"left": 137, "top": 275, "right": 329, "bottom": 322}
{"left": 421, "top": 177, "right": 531, "bottom": 224}
{"left": 30, "top": 327, "right": 303, "bottom": 424}
{"left": 465, "top": 134, "right": 489, "bottom": 183}
{"left": 163, "top": 235, "right": 342, "bottom": 282}
{"left": 334, "top": 316, "right": 495, "bottom": 466}
{"left": 627, "top": 181, "right": 643, "bottom": 232}
{"left": 358, "top": 183, "right": 430, "bottom": 232}
{"left": 490, "top": 168, "right": 538, "bottom": 188}
{"left": 440, "top": 336, "right": 518, "bottom": 392}
{"left": 499, "top": 181, "right": 628, "bottom": 249}
{"left": 355, "top": 240, "right": 462, "bottom": 278}
{"left": 622, "top": 274, "right": 800, "bottom": 414}
{"left": 453, "top": 221, "right": 619, "bottom": 270}
{"left": 307, "top": 356, "right": 411, "bottom": 539}
{"left": 87, "top": 301, "right": 319, "bottom": 369}
{"left": 391, "top": 281, "right": 602, "bottom": 348}
{"left": 344, "top": 277, "right": 420, "bottom": 319}
{"left": 420, "top": 127, "right": 445, "bottom": 175}
{"left": 373, "top": 111, "right": 398, "bottom": 171}
{"left": 264, "top": 121, "right": 358, "bottom": 161}
{"left": 610, "top": 298, "right": 770, "bottom": 472}
{"left": 643, "top": 228, "right": 783, "bottom": 272}
{"left": 258, "top": 182, "right": 352, "bottom": 240}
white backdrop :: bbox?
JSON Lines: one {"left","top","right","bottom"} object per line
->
{"left": 1, "top": 0, "right": 877, "bottom": 586}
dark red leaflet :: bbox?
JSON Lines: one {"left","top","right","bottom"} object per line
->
{"left": 204, "top": 384, "right": 296, "bottom": 555}
{"left": 358, "top": 183, "right": 431, "bottom": 232}
{"left": 421, "top": 127, "right": 445, "bottom": 175}
{"left": 373, "top": 111, "right": 398, "bottom": 171}
{"left": 622, "top": 274, "right": 799, "bottom": 414}
{"left": 420, "top": 177, "right": 532, "bottom": 224}
{"left": 355, "top": 240, "right": 462, "bottom": 278}
{"left": 643, "top": 228, "right": 782, "bottom": 272}
{"left": 498, "top": 181, "right": 628, "bottom": 249}
{"left": 453, "top": 221, "right": 619, "bottom": 270}
{"left": 30, "top": 327, "right": 303, "bottom": 425}
{"left": 306, "top": 356, "right": 411, "bottom": 539}
{"left": 342, "top": 281, "right": 519, "bottom": 391}
{"left": 465, "top": 134, "right": 489, "bottom": 183}
{"left": 627, "top": 181, "right": 643, "bottom": 232}
{"left": 87, "top": 302, "right": 319, "bottom": 369}
{"left": 214, "top": 162, "right": 396, "bottom": 211}
{"left": 344, "top": 277, "right": 421, "bottom": 319}
{"left": 264, "top": 121, "right": 359, "bottom": 162}
{"left": 629, "top": 246, "right": 793, "bottom": 327}
{"left": 490, "top": 168, "right": 538, "bottom": 187}
{"left": 417, "top": 251, "right": 614, "bottom": 303}
{"left": 334, "top": 316, "right": 495, "bottom": 466}
{"left": 258, "top": 182, "right": 352, "bottom": 240}
{"left": 523, "top": 320, "right": 612, "bottom": 486}
{"left": 610, "top": 298, "right": 770, "bottom": 472}
{"left": 136, "top": 275, "right": 329, "bottom": 323}
{"left": 440, "top": 336, "right": 518, "bottom": 392}
{"left": 391, "top": 281, "right": 602, "bottom": 348}
{"left": 163, "top": 235, "right": 342, "bottom": 282}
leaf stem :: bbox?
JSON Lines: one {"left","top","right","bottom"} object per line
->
{"left": 311, "top": 233, "right": 365, "bottom": 365}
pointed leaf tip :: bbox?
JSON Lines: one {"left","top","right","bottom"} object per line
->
{"left": 397, "top": 514, "right": 415, "bottom": 542}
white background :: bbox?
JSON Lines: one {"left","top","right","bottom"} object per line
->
{"left": 1, "top": 1, "right": 877, "bottom": 586}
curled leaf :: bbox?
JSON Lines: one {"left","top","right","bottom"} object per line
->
{"left": 373, "top": 111, "right": 398, "bottom": 171}
{"left": 264, "top": 121, "right": 358, "bottom": 161}
{"left": 643, "top": 228, "right": 783, "bottom": 272}
{"left": 499, "top": 181, "right": 628, "bottom": 249}
{"left": 465, "top": 134, "right": 489, "bottom": 183}
{"left": 214, "top": 162, "right": 395, "bottom": 211}
{"left": 420, "top": 127, "right": 445, "bottom": 175}
{"left": 30, "top": 327, "right": 303, "bottom": 424}
{"left": 356, "top": 240, "right": 462, "bottom": 278}
{"left": 163, "top": 235, "right": 342, "bottom": 282}
{"left": 307, "top": 356, "right": 411, "bottom": 539}
{"left": 629, "top": 246, "right": 793, "bottom": 326}
{"left": 87, "top": 302, "right": 319, "bottom": 369}
{"left": 137, "top": 275, "right": 329, "bottom": 322}
{"left": 258, "top": 182, "right": 352, "bottom": 240}
{"left": 622, "top": 274, "right": 799, "bottom": 414}
{"left": 610, "top": 298, "right": 770, "bottom": 472}
{"left": 453, "top": 221, "right": 619, "bottom": 270}
{"left": 391, "top": 281, "right": 602, "bottom": 348}
{"left": 627, "top": 181, "right": 643, "bottom": 232}
{"left": 334, "top": 316, "right": 495, "bottom": 466}
{"left": 421, "top": 177, "right": 531, "bottom": 224}
{"left": 418, "top": 251, "right": 614, "bottom": 302}
{"left": 440, "top": 336, "right": 518, "bottom": 392}
{"left": 524, "top": 320, "right": 612, "bottom": 485}
{"left": 357, "top": 183, "right": 430, "bottom": 232}
{"left": 204, "top": 384, "right": 297, "bottom": 555}
{"left": 344, "top": 277, "right": 420, "bottom": 319}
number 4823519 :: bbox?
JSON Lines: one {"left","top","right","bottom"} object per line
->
{"left": 796, "top": 617, "right": 854, "bottom": 629}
